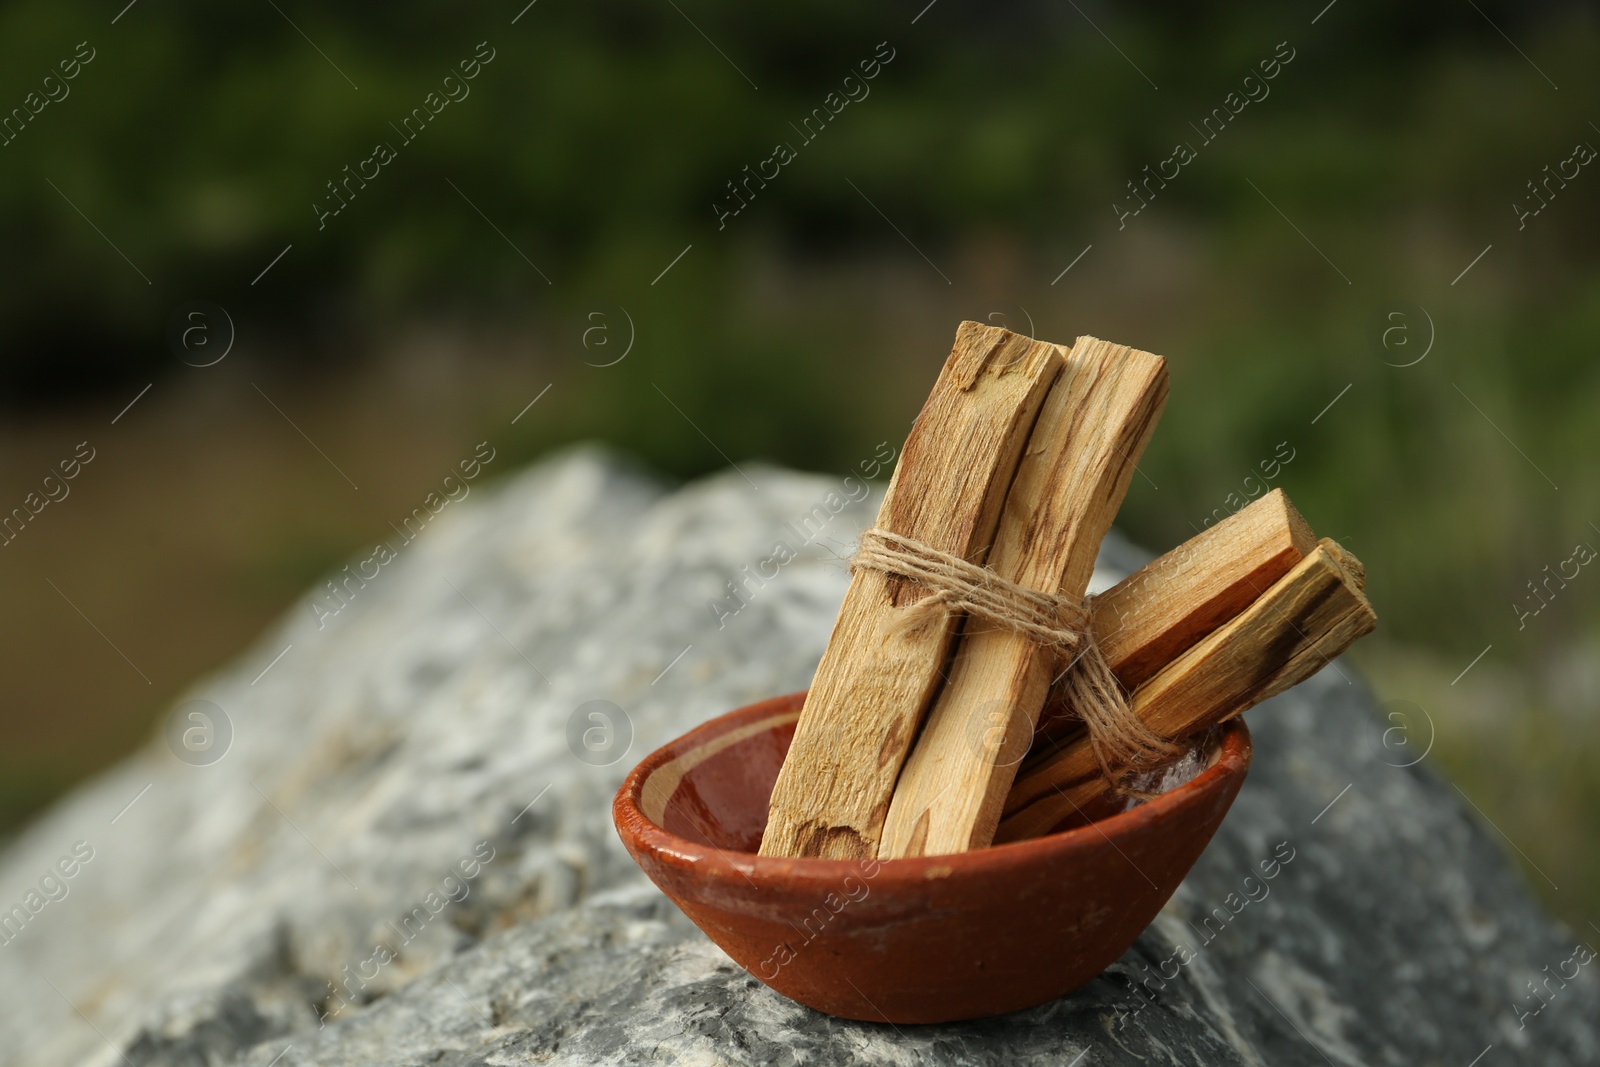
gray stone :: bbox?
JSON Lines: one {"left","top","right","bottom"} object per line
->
{"left": 0, "top": 448, "right": 1594, "bottom": 1067}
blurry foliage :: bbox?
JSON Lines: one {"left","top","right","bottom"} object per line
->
{"left": 1, "top": 1, "right": 1598, "bottom": 919}
{"left": 5, "top": 0, "right": 1591, "bottom": 650}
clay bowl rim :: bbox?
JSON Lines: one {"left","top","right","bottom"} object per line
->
{"left": 614, "top": 690, "right": 1253, "bottom": 890}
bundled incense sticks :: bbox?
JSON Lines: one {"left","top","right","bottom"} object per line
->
{"left": 759, "top": 323, "right": 1377, "bottom": 861}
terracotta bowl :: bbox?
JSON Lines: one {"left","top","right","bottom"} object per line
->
{"left": 613, "top": 690, "right": 1251, "bottom": 1024}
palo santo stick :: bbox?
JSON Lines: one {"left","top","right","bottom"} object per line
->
{"left": 1034, "top": 488, "right": 1317, "bottom": 740}
{"left": 878, "top": 337, "right": 1168, "bottom": 859}
{"left": 995, "top": 539, "right": 1375, "bottom": 843}
{"left": 760, "top": 322, "right": 1063, "bottom": 860}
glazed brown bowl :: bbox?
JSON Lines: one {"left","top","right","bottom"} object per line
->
{"left": 613, "top": 690, "right": 1251, "bottom": 1024}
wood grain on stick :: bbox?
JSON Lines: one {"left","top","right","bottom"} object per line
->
{"left": 878, "top": 337, "right": 1168, "bottom": 859}
{"left": 759, "top": 322, "right": 1063, "bottom": 860}
{"left": 995, "top": 539, "right": 1376, "bottom": 843}
{"left": 1034, "top": 488, "right": 1317, "bottom": 740}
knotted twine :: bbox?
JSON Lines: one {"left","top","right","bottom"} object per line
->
{"left": 851, "top": 527, "right": 1181, "bottom": 790}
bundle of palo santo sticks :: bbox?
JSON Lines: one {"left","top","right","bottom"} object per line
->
{"left": 760, "top": 322, "right": 1376, "bottom": 861}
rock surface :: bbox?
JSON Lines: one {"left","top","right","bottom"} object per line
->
{"left": 0, "top": 448, "right": 1594, "bottom": 1067}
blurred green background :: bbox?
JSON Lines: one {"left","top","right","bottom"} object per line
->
{"left": 1, "top": 1, "right": 1596, "bottom": 928}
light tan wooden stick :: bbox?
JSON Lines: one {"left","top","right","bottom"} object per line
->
{"left": 995, "top": 539, "right": 1375, "bottom": 843}
{"left": 759, "top": 322, "right": 1063, "bottom": 860}
{"left": 878, "top": 337, "right": 1168, "bottom": 859}
{"left": 1034, "top": 487, "right": 1317, "bottom": 740}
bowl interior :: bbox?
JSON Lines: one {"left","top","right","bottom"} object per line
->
{"left": 637, "top": 698, "right": 1220, "bottom": 853}
{"left": 639, "top": 708, "right": 800, "bottom": 851}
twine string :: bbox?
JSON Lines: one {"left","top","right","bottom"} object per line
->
{"left": 851, "top": 527, "right": 1181, "bottom": 788}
